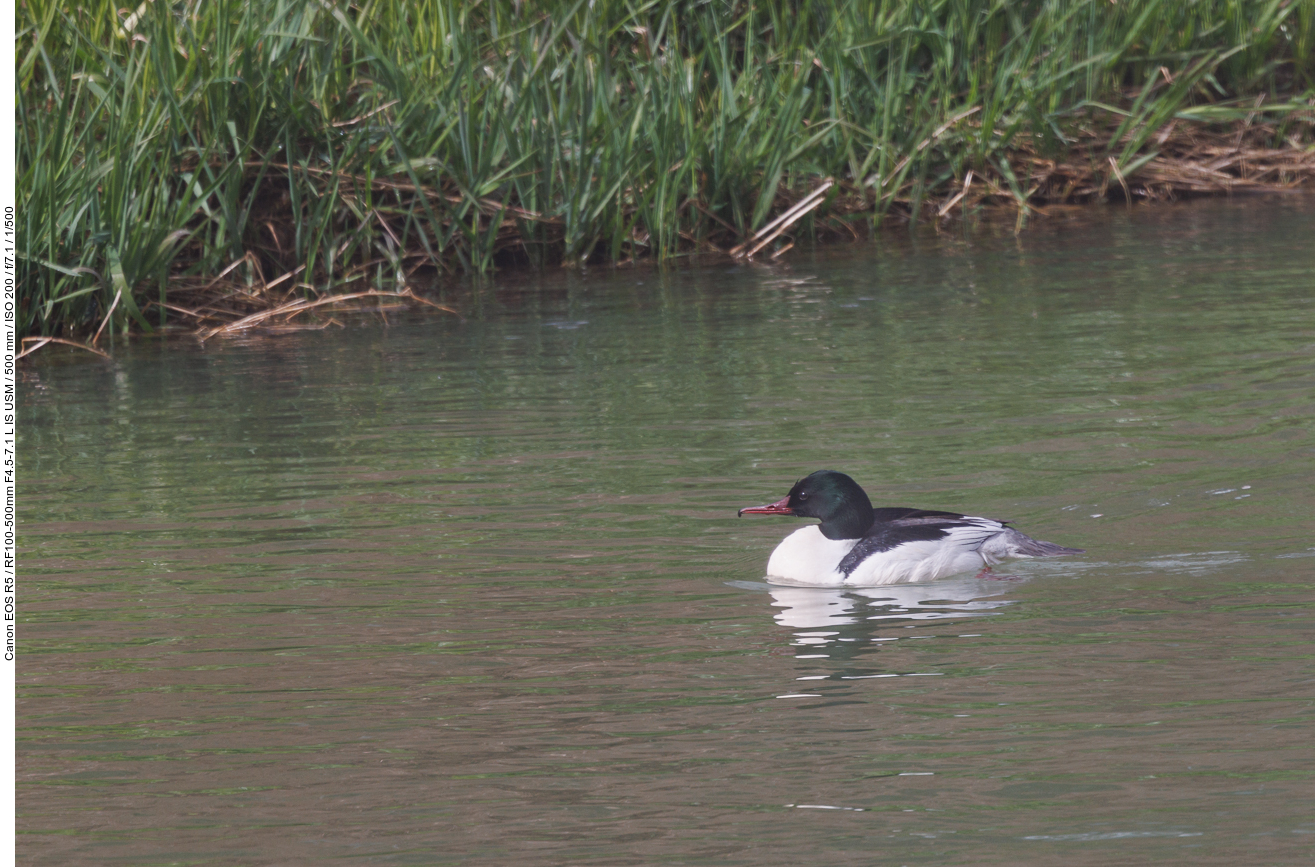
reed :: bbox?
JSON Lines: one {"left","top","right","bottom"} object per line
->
{"left": 16, "top": 0, "right": 1315, "bottom": 339}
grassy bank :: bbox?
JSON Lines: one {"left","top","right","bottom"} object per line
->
{"left": 16, "top": 0, "right": 1315, "bottom": 343}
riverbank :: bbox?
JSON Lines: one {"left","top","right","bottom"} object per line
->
{"left": 16, "top": 0, "right": 1315, "bottom": 347}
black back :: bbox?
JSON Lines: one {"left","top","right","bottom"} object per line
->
{"left": 835, "top": 508, "right": 973, "bottom": 577}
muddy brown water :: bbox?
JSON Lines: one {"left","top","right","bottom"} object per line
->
{"left": 18, "top": 197, "right": 1315, "bottom": 865}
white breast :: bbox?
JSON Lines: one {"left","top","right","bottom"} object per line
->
{"left": 763, "top": 526, "right": 855, "bottom": 586}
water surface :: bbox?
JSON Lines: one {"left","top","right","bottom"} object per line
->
{"left": 19, "top": 197, "right": 1315, "bottom": 864}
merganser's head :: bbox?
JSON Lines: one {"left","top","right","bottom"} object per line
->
{"left": 738, "top": 470, "right": 875, "bottom": 540}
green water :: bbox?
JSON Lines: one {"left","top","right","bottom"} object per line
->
{"left": 18, "top": 197, "right": 1315, "bottom": 865}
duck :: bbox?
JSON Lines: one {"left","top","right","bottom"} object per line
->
{"left": 739, "top": 470, "right": 1083, "bottom": 586}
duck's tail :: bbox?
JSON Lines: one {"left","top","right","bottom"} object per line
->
{"left": 1000, "top": 528, "right": 1084, "bottom": 558}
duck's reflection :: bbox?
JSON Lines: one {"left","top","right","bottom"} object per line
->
{"left": 727, "top": 574, "right": 1018, "bottom": 671}
{"left": 769, "top": 574, "right": 1015, "bottom": 631}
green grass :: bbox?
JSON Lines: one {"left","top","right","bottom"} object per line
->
{"left": 15, "top": 0, "right": 1315, "bottom": 339}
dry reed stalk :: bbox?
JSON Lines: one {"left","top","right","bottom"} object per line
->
{"left": 731, "top": 179, "right": 835, "bottom": 259}
{"left": 148, "top": 301, "right": 223, "bottom": 322}
{"left": 17, "top": 337, "right": 112, "bottom": 360}
{"left": 91, "top": 289, "right": 122, "bottom": 345}
{"left": 937, "top": 171, "right": 975, "bottom": 219}
{"left": 197, "top": 289, "right": 459, "bottom": 341}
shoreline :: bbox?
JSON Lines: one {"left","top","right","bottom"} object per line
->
{"left": 18, "top": 185, "right": 1314, "bottom": 361}
{"left": 17, "top": 1, "right": 1315, "bottom": 350}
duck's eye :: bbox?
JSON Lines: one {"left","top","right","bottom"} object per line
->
{"left": 797, "top": 492, "right": 808, "bottom": 501}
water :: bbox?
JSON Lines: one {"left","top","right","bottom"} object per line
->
{"left": 18, "top": 197, "right": 1315, "bottom": 865}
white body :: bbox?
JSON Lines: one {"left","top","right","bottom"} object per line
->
{"left": 764, "top": 519, "right": 1028, "bottom": 587}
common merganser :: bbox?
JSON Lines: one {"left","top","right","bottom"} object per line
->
{"left": 739, "top": 470, "right": 1083, "bottom": 586}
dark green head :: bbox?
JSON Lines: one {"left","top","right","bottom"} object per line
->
{"left": 738, "top": 470, "right": 875, "bottom": 540}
